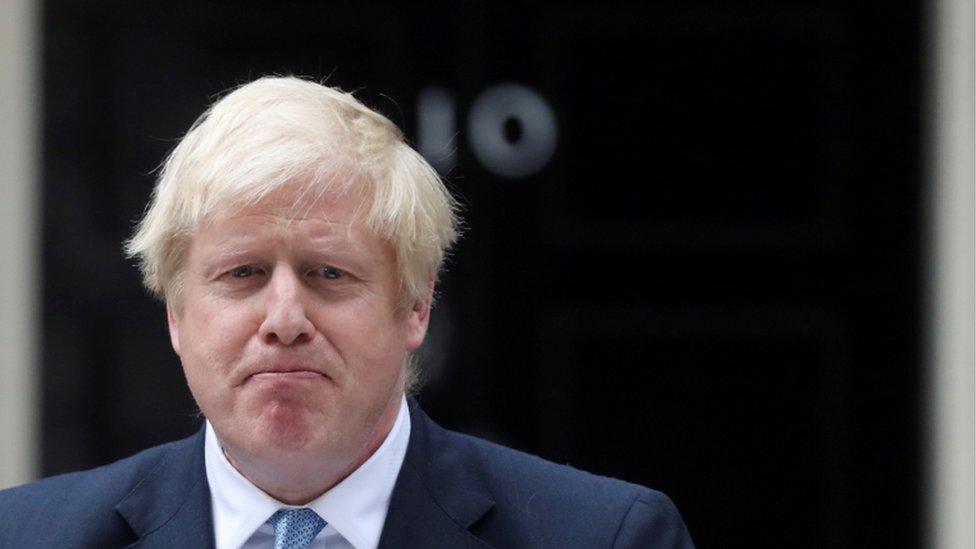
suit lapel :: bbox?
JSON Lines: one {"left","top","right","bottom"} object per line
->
{"left": 113, "top": 401, "right": 489, "bottom": 548}
{"left": 115, "top": 429, "right": 215, "bottom": 549}
{"left": 378, "top": 398, "right": 495, "bottom": 549}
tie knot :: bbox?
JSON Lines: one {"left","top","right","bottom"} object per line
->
{"left": 267, "top": 508, "right": 327, "bottom": 549}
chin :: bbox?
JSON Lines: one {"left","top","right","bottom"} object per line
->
{"left": 252, "top": 399, "right": 324, "bottom": 452}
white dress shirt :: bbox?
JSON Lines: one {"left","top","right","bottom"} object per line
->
{"left": 204, "top": 397, "right": 411, "bottom": 549}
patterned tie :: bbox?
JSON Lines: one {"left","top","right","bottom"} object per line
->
{"left": 266, "top": 508, "right": 327, "bottom": 549}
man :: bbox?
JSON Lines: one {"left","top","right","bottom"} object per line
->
{"left": 0, "top": 77, "right": 694, "bottom": 548}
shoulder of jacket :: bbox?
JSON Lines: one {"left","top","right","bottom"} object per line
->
{"left": 0, "top": 432, "right": 197, "bottom": 516}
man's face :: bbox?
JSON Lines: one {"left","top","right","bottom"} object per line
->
{"left": 167, "top": 186, "right": 429, "bottom": 486}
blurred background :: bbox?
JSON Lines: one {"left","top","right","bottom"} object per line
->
{"left": 0, "top": 1, "right": 972, "bottom": 548}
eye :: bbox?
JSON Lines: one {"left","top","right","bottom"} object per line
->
{"left": 318, "top": 266, "right": 345, "bottom": 280}
{"left": 230, "top": 265, "right": 256, "bottom": 278}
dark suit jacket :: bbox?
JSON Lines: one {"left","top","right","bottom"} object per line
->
{"left": 0, "top": 399, "right": 694, "bottom": 548}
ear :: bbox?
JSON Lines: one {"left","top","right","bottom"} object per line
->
{"left": 166, "top": 301, "right": 182, "bottom": 357}
{"left": 404, "top": 279, "right": 435, "bottom": 351}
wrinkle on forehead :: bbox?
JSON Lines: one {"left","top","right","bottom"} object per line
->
{"left": 200, "top": 177, "right": 372, "bottom": 241}
{"left": 191, "top": 200, "right": 395, "bottom": 282}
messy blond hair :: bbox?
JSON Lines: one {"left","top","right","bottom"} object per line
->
{"left": 125, "top": 76, "right": 459, "bottom": 313}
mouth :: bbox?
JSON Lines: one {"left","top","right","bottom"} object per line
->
{"left": 250, "top": 370, "right": 325, "bottom": 381}
{"left": 244, "top": 365, "right": 329, "bottom": 385}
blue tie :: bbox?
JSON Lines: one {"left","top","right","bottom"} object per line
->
{"left": 266, "top": 508, "right": 327, "bottom": 549}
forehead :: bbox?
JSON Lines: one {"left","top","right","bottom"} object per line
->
{"left": 191, "top": 184, "right": 378, "bottom": 250}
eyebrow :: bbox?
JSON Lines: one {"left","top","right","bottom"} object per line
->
{"left": 200, "top": 236, "right": 376, "bottom": 272}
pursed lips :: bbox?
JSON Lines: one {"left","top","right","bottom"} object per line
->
{"left": 243, "top": 365, "right": 329, "bottom": 384}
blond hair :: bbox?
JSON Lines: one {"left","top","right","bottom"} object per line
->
{"left": 125, "top": 76, "right": 459, "bottom": 311}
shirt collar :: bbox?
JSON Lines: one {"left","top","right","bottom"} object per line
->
{"left": 205, "top": 396, "right": 411, "bottom": 549}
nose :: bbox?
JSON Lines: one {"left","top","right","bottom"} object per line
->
{"left": 258, "top": 267, "right": 314, "bottom": 346}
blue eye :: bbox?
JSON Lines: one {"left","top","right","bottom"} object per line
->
{"left": 320, "top": 266, "right": 344, "bottom": 279}
{"left": 230, "top": 265, "right": 255, "bottom": 278}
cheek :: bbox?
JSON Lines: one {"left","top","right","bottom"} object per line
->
{"left": 321, "top": 305, "right": 406, "bottom": 369}
{"left": 181, "top": 299, "right": 259, "bottom": 372}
